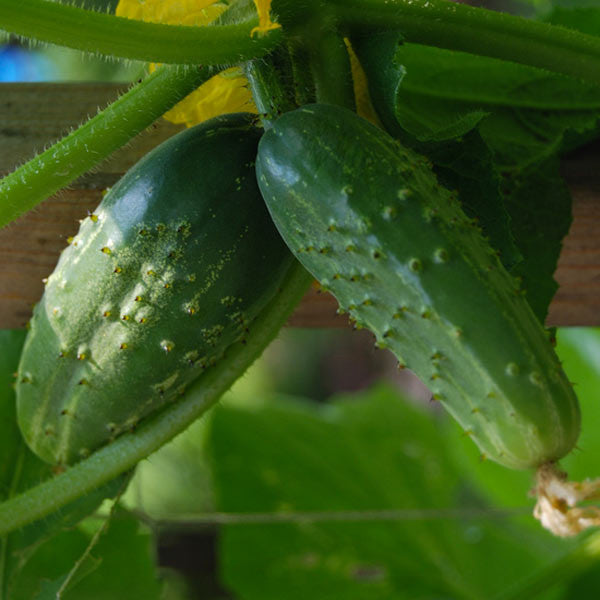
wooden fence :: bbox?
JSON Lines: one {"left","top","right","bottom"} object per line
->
{"left": 1, "top": 83, "right": 599, "bottom": 329}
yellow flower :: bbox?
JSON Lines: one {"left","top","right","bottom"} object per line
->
{"left": 251, "top": 0, "right": 281, "bottom": 37}
{"left": 116, "top": 1, "right": 373, "bottom": 126}
{"left": 116, "top": 0, "right": 258, "bottom": 127}
{"left": 116, "top": 0, "right": 223, "bottom": 26}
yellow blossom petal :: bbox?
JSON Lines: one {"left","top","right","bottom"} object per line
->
{"left": 250, "top": 0, "right": 281, "bottom": 37}
{"left": 116, "top": 0, "right": 256, "bottom": 127}
{"left": 345, "top": 39, "right": 382, "bottom": 127}
{"left": 116, "top": 0, "right": 221, "bottom": 25}
{"left": 162, "top": 68, "right": 256, "bottom": 125}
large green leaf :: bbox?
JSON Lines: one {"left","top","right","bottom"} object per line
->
{"left": 554, "top": 329, "right": 600, "bottom": 599}
{"left": 354, "top": 36, "right": 600, "bottom": 157}
{"left": 423, "top": 131, "right": 522, "bottom": 271}
{"left": 208, "top": 385, "right": 567, "bottom": 600}
{"left": 9, "top": 509, "right": 162, "bottom": 600}
{"left": 60, "top": 509, "right": 162, "bottom": 600}
{"left": 555, "top": 328, "right": 600, "bottom": 480}
{"left": 478, "top": 108, "right": 598, "bottom": 169}
{"left": 499, "top": 157, "right": 572, "bottom": 322}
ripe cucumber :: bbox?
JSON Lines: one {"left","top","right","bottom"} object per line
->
{"left": 17, "top": 113, "right": 294, "bottom": 466}
{"left": 256, "top": 103, "right": 580, "bottom": 470}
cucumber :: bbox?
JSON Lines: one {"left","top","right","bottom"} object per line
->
{"left": 256, "top": 103, "right": 580, "bottom": 470}
{"left": 17, "top": 113, "right": 295, "bottom": 466}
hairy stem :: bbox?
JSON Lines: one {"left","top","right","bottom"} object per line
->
{"left": 244, "top": 55, "right": 297, "bottom": 129}
{"left": 0, "top": 262, "right": 312, "bottom": 536}
{"left": 0, "top": 0, "right": 280, "bottom": 64}
{"left": 329, "top": 0, "right": 600, "bottom": 85}
{"left": 0, "top": 65, "right": 213, "bottom": 229}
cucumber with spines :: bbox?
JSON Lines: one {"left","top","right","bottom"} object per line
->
{"left": 256, "top": 103, "right": 580, "bottom": 470}
{"left": 17, "top": 113, "right": 295, "bottom": 466}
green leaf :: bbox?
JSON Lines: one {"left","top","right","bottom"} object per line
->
{"left": 478, "top": 107, "right": 599, "bottom": 169}
{"left": 423, "top": 132, "right": 522, "bottom": 271}
{"left": 0, "top": 331, "right": 128, "bottom": 600}
{"left": 499, "top": 158, "right": 572, "bottom": 322}
{"left": 548, "top": 329, "right": 600, "bottom": 599}
{"left": 354, "top": 36, "right": 600, "bottom": 157}
{"left": 8, "top": 528, "right": 90, "bottom": 600}
{"left": 555, "top": 328, "right": 600, "bottom": 480}
{"left": 61, "top": 509, "right": 162, "bottom": 600}
{"left": 563, "top": 562, "right": 600, "bottom": 600}
{"left": 208, "top": 385, "right": 567, "bottom": 600}
{"left": 10, "top": 509, "right": 162, "bottom": 600}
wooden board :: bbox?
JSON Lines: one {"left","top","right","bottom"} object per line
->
{"left": 1, "top": 83, "right": 599, "bottom": 328}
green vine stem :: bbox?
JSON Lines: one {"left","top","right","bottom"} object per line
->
{"left": 307, "top": 28, "right": 356, "bottom": 110}
{"left": 0, "top": 261, "right": 312, "bottom": 536}
{"left": 327, "top": 0, "right": 600, "bottom": 86}
{"left": 0, "top": 0, "right": 280, "bottom": 64}
{"left": 287, "top": 42, "right": 317, "bottom": 107}
{"left": 0, "top": 65, "right": 213, "bottom": 230}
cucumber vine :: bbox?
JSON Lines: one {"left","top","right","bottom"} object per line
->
{"left": 0, "top": 0, "right": 599, "bottom": 567}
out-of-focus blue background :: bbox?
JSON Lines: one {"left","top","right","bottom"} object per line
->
{"left": 0, "top": 0, "right": 132, "bottom": 82}
{"left": 0, "top": 37, "right": 141, "bottom": 82}
{"left": 0, "top": 43, "right": 58, "bottom": 81}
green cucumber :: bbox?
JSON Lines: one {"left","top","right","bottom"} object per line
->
{"left": 17, "top": 113, "right": 295, "bottom": 466}
{"left": 256, "top": 103, "right": 580, "bottom": 470}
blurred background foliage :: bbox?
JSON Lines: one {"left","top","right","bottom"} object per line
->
{"left": 2, "top": 0, "right": 600, "bottom": 598}
{"left": 115, "top": 327, "right": 600, "bottom": 600}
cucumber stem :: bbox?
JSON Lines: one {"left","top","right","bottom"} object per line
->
{"left": 328, "top": 0, "right": 600, "bottom": 85}
{"left": 0, "top": 261, "right": 312, "bottom": 536}
{"left": 0, "top": 65, "right": 213, "bottom": 230}
{"left": 244, "top": 56, "right": 297, "bottom": 129}
{"left": 0, "top": 0, "right": 281, "bottom": 64}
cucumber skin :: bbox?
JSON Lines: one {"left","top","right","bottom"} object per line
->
{"left": 17, "top": 113, "right": 295, "bottom": 466}
{"left": 256, "top": 104, "right": 580, "bottom": 470}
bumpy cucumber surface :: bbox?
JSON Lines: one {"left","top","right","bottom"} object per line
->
{"left": 256, "top": 103, "right": 580, "bottom": 470}
{"left": 17, "top": 113, "right": 294, "bottom": 465}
